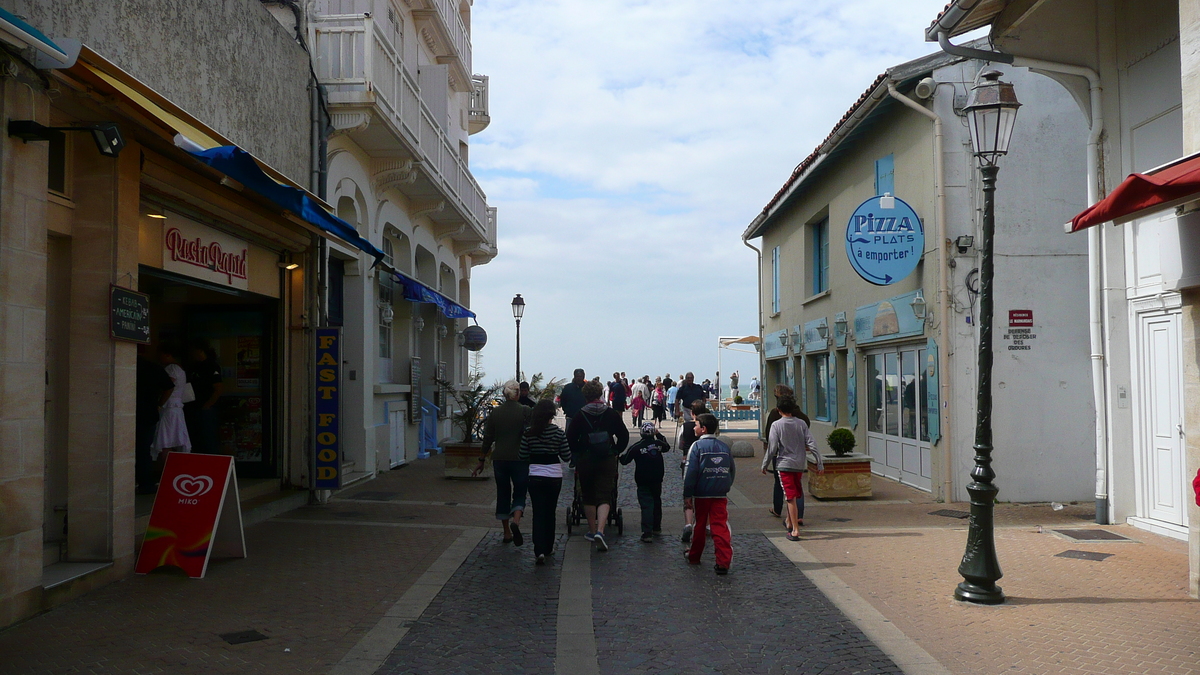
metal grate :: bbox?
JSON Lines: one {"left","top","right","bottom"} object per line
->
{"left": 1055, "top": 550, "right": 1113, "bottom": 562}
{"left": 1053, "top": 529, "right": 1131, "bottom": 542}
{"left": 827, "top": 517, "right": 852, "bottom": 523}
{"left": 347, "top": 491, "right": 398, "bottom": 501}
{"left": 220, "top": 630, "right": 268, "bottom": 645}
{"left": 928, "top": 509, "right": 971, "bottom": 519}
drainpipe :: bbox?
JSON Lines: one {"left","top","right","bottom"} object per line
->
{"left": 743, "top": 237, "right": 765, "bottom": 438}
{"left": 887, "top": 81, "right": 953, "bottom": 502}
{"left": 935, "top": 32, "right": 1109, "bottom": 523}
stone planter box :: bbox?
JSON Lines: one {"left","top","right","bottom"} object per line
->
{"left": 443, "top": 441, "right": 491, "bottom": 480}
{"left": 807, "top": 452, "right": 872, "bottom": 500}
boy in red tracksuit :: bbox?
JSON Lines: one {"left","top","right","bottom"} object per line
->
{"left": 682, "top": 413, "right": 735, "bottom": 575}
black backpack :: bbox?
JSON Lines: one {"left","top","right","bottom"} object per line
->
{"left": 581, "top": 411, "right": 613, "bottom": 459}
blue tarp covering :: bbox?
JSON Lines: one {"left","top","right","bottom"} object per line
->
{"left": 185, "top": 146, "right": 385, "bottom": 261}
{"left": 392, "top": 272, "right": 476, "bottom": 319}
{"left": 0, "top": 7, "right": 67, "bottom": 60}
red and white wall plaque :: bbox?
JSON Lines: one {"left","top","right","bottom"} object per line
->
{"left": 136, "top": 453, "right": 246, "bottom": 578}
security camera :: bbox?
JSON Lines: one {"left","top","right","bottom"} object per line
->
{"left": 914, "top": 77, "right": 937, "bottom": 100}
{"left": 8, "top": 120, "right": 125, "bottom": 158}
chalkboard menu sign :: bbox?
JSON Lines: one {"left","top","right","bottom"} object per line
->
{"left": 110, "top": 285, "right": 151, "bottom": 344}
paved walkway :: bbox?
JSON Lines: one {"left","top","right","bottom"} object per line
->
{"left": 2, "top": 417, "right": 1198, "bottom": 674}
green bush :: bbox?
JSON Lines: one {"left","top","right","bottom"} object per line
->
{"left": 827, "top": 428, "right": 857, "bottom": 457}
{"left": 733, "top": 395, "right": 744, "bottom": 404}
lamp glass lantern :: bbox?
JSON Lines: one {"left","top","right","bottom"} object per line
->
{"left": 816, "top": 323, "right": 829, "bottom": 340}
{"left": 910, "top": 293, "right": 928, "bottom": 321}
{"left": 511, "top": 294, "right": 525, "bottom": 320}
{"left": 834, "top": 315, "right": 849, "bottom": 337}
{"left": 963, "top": 70, "right": 1021, "bottom": 166}
{"left": 778, "top": 331, "right": 790, "bottom": 349}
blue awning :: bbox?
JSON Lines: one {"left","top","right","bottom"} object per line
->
{"left": 392, "top": 272, "right": 475, "bottom": 319}
{"left": 0, "top": 8, "right": 67, "bottom": 62}
{"left": 183, "top": 145, "right": 385, "bottom": 261}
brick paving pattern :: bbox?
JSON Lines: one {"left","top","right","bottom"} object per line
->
{"left": 590, "top": 532, "right": 902, "bottom": 675}
{"left": 374, "top": 531, "right": 564, "bottom": 675}
{"left": 0, "top": 522, "right": 459, "bottom": 674}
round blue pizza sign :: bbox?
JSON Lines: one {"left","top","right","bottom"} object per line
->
{"left": 845, "top": 195, "right": 924, "bottom": 286}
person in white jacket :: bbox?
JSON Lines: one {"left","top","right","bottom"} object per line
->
{"left": 761, "top": 398, "right": 823, "bottom": 541}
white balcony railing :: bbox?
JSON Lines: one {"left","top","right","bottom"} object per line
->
{"left": 468, "top": 74, "right": 490, "bottom": 134}
{"left": 311, "top": 14, "right": 489, "bottom": 241}
{"left": 428, "top": 0, "right": 471, "bottom": 76}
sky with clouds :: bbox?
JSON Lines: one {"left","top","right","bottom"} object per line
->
{"left": 465, "top": 0, "right": 968, "bottom": 388}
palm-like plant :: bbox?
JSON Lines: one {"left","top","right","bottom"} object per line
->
{"left": 437, "top": 366, "right": 499, "bottom": 443}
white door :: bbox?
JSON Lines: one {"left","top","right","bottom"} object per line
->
{"left": 389, "top": 408, "right": 407, "bottom": 467}
{"left": 1137, "top": 313, "right": 1186, "bottom": 527}
{"left": 865, "top": 347, "right": 932, "bottom": 490}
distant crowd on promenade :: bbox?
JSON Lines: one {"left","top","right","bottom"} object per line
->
{"left": 472, "top": 368, "right": 818, "bottom": 578}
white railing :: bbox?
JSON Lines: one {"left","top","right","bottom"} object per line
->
{"left": 469, "top": 75, "right": 489, "bottom": 120}
{"left": 428, "top": 0, "right": 471, "bottom": 75}
{"left": 311, "top": 14, "right": 489, "bottom": 242}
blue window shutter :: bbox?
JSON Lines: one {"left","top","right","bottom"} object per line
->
{"left": 772, "top": 246, "right": 780, "bottom": 313}
{"left": 820, "top": 220, "right": 829, "bottom": 292}
{"left": 829, "top": 358, "right": 838, "bottom": 427}
{"left": 875, "top": 154, "right": 895, "bottom": 195}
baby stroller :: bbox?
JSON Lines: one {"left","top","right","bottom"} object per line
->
{"left": 566, "top": 470, "right": 623, "bottom": 536}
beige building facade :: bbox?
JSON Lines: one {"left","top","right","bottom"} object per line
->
{"left": 0, "top": 1, "right": 380, "bottom": 628}
{"left": 745, "top": 49, "right": 1093, "bottom": 504}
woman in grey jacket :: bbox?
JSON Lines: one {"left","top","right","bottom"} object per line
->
{"left": 762, "top": 399, "right": 823, "bottom": 540}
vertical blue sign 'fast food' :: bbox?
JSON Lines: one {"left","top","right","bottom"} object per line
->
{"left": 845, "top": 195, "right": 924, "bottom": 286}
{"left": 314, "top": 327, "right": 342, "bottom": 489}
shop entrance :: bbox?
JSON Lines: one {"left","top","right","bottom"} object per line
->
{"left": 139, "top": 267, "right": 278, "bottom": 479}
{"left": 865, "top": 345, "right": 932, "bottom": 491}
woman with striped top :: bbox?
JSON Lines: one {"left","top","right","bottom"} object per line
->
{"left": 518, "top": 399, "right": 573, "bottom": 565}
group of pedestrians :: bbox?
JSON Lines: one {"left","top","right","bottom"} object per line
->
{"left": 474, "top": 368, "right": 738, "bottom": 574}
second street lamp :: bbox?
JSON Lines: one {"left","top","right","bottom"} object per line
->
{"left": 511, "top": 294, "right": 525, "bottom": 381}
{"left": 956, "top": 69, "right": 1021, "bottom": 606}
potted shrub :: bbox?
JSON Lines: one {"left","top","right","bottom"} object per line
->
{"left": 809, "top": 428, "right": 871, "bottom": 499}
{"left": 827, "top": 428, "right": 857, "bottom": 457}
{"left": 733, "top": 395, "right": 744, "bottom": 405}
{"left": 437, "top": 371, "right": 499, "bottom": 479}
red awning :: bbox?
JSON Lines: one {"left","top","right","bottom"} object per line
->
{"left": 1069, "top": 154, "right": 1200, "bottom": 233}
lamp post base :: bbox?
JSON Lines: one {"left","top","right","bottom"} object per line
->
{"left": 954, "top": 580, "right": 1005, "bottom": 605}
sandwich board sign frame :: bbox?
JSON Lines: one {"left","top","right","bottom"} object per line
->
{"left": 135, "top": 453, "right": 246, "bottom": 578}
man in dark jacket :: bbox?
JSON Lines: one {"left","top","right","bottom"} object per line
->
{"left": 682, "top": 413, "right": 734, "bottom": 574}
{"left": 674, "top": 371, "right": 707, "bottom": 420}
{"left": 559, "top": 369, "right": 587, "bottom": 431}
{"left": 607, "top": 372, "right": 628, "bottom": 415}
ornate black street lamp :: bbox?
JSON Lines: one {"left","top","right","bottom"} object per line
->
{"left": 956, "top": 70, "right": 1020, "bottom": 606}
{"left": 511, "top": 294, "right": 525, "bottom": 380}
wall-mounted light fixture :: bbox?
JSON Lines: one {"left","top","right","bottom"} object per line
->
{"left": 437, "top": 324, "right": 449, "bottom": 340}
{"left": 834, "top": 315, "right": 849, "bottom": 339}
{"left": 378, "top": 302, "right": 394, "bottom": 326}
{"left": 955, "top": 235, "right": 975, "bottom": 254}
{"left": 414, "top": 316, "right": 425, "bottom": 333}
{"left": 778, "top": 330, "right": 790, "bottom": 349}
{"left": 910, "top": 293, "right": 928, "bottom": 321}
{"left": 277, "top": 262, "right": 301, "bottom": 270}
{"left": 816, "top": 322, "right": 829, "bottom": 340}
{"left": 9, "top": 120, "right": 125, "bottom": 157}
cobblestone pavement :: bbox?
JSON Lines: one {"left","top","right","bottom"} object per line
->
{"left": 591, "top": 532, "right": 901, "bottom": 675}
{"left": 374, "top": 531, "right": 565, "bottom": 675}
{"left": 6, "top": 438, "right": 1199, "bottom": 675}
